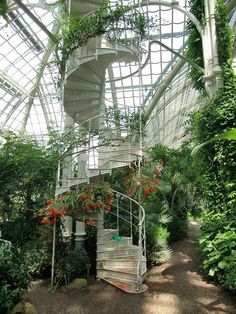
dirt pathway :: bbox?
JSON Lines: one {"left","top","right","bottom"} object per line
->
{"left": 28, "top": 221, "right": 236, "bottom": 314}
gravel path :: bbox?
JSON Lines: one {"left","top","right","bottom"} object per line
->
{"left": 28, "top": 221, "right": 236, "bottom": 314}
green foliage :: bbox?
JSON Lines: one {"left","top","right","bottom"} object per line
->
{"left": 168, "top": 214, "right": 188, "bottom": 243}
{"left": 215, "top": 0, "right": 234, "bottom": 67}
{"left": 192, "top": 1, "right": 236, "bottom": 289}
{"left": 199, "top": 209, "right": 236, "bottom": 291}
{"left": 186, "top": 0, "right": 205, "bottom": 92}
{"left": 192, "top": 72, "right": 236, "bottom": 212}
{"left": 85, "top": 225, "right": 97, "bottom": 273}
{"left": 21, "top": 241, "right": 51, "bottom": 278}
{"left": 0, "top": 131, "right": 58, "bottom": 221}
{"left": 0, "top": 246, "right": 31, "bottom": 313}
{"left": 57, "top": 1, "right": 150, "bottom": 77}
{"left": 0, "top": 216, "right": 40, "bottom": 246}
{"left": 192, "top": 128, "right": 236, "bottom": 155}
{"left": 191, "top": 0, "right": 236, "bottom": 213}
{"left": 146, "top": 224, "right": 172, "bottom": 265}
{"left": 54, "top": 247, "right": 89, "bottom": 287}
{"left": 149, "top": 144, "right": 200, "bottom": 238}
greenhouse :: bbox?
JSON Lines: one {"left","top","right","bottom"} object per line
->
{"left": 0, "top": 0, "right": 236, "bottom": 313}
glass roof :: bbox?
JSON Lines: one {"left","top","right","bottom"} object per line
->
{"left": 0, "top": 0, "right": 234, "bottom": 147}
{"left": 0, "top": 0, "right": 63, "bottom": 140}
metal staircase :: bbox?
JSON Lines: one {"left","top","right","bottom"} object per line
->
{"left": 96, "top": 190, "right": 147, "bottom": 293}
{"left": 57, "top": 0, "right": 147, "bottom": 293}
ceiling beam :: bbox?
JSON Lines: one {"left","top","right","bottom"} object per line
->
{"left": 12, "top": 0, "right": 54, "bottom": 39}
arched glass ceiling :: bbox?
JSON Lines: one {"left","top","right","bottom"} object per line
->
{"left": 0, "top": 0, "right": 63, "bottom": 140}
{"left": 0, "top": 1, "right": 235, "bottom": 147}
{"left": 104, "top": 0, "right": 204, "bottom": 148}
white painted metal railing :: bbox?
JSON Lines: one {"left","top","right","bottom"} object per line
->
{"left": 109, "top": 189, "right": 146, "bottom": 285}
{"left": 55, "top": 109, "right": 142, "bottom": 195}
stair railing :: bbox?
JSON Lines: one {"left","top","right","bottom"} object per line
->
{"left": 55, "top": 108, "right": 142, "bottom": 194}
{"left": 111, "top": 189, "right": 146, "bottom": 285}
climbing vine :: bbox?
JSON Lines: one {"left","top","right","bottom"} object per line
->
{"left": 57, "top": 0, "right": 150, "bottom": 78}
{"left": 191, "top": 0, "right": 236, "bottom": 291}
{"left": 186, "top": 0, "right": 205, "bottom": 92}
{"left": 192, "top": 0, "right": 236, "bottom": 211}
{"left": 215, "top": 0, "right": 234, "bottom": 67}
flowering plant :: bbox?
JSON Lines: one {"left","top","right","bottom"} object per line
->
{"left": 124, "top": 160, "right": 164, "bottom": 199}
{"left": 77, "top": 182, "right": 113, "bottom": 214}
{"left": 41, "top": 199, "right": 66, "bottom": 225}
{"left": 40, "top": 182, "right": 113, "bottom": 226}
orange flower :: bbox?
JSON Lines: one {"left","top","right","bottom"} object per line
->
{"left": 47, "top": 199, "right": 52, "bottom": 205}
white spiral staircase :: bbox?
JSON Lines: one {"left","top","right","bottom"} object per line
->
{"left": 56, "top": 0, "right": 147, "bottom": 293}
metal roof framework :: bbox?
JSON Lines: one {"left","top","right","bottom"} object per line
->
{"left": 0, "top": 0, "right": 235, "bottom": 147}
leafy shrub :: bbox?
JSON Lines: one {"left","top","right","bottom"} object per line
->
{"left": 0, "top": 216, "right": 40, "bottom": 247}
{"left": 0, "top": 245, "right": 31, "bottom": 313}
{"left": 147, "top": 225, "right": 172, "bottom": 265}
{"left": 199, "top": 210, "right": 236, "bottom": 292}
{"left": 168, "top": 214, "right": 188, "bottom": 243}
{"left": 22, "top": 241, "right": 51, "bottom": 278}
{"left": 54, "top": 247, "right": 89, "bottom": 288}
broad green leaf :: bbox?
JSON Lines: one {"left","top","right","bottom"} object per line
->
{"left": 192, "top": 128, "right": 236, "bottom": 155}
{"left": 218, "top": 260, "right": 227, "bottom": 269}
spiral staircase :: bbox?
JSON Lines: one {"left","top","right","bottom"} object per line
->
{"left": 56, "top": 0, "right": 147, "bottom": 293}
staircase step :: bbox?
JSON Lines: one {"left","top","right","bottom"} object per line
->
{"left": 101, "top": 278, "right": 148, "bottom": 294}
{"left": 97, "top": 268, "right": 146, "bottom": 283}
{"left": 98, "top": 259, "right": 146, "bottom": 269}
{"left": 97, "top": 244, "right": 138, "bottom": 253}
{"left": 64, "top": 46, "right": 138, "bottom": 122}
{"left": 98, "top": 229, "right": 118, "bottom": 242}
{"left": 97, "top": 237, "right": 132, "bottom": 247}
{"left": 97, "top": 247, "right": 139, "bottom": 259}
{"left": 98, "top": 266, "right": 147, "bottom": 276}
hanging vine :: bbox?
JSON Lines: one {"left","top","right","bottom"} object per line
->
{"left": 56, "top": 0, "right": 151, "bottom": 79}
{"left": 186, "top": 0, "right": 205, "bottom": 92}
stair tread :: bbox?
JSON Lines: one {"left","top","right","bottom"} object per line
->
{"left": 103, "top": 229, "right": 117, "bottom": 233}
{"left": 97, "top": 245, "right": 138, "bottom": 253}
{"left": 98, "top": 237, "right": 131, "bottom": 242}
{"left": 97, "top": 256, "right": 146, "bottom": 261}
{"left": 102, "top": 278, "right": 148, "bottom": 293}
{"left": 99, "top": 266, "right": 147, "bottom": 276}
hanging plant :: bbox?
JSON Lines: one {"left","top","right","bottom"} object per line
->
{"left": 40, "top": 181, "right": 113, "bottom": 226}
{"left": 76, "top": 182, "right": 113, "bottom": 214}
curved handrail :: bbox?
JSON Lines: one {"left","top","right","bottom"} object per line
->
{"left": 111, "top": 189, "right": 146, "bottom": 285}
{"left": 60, "top": 105, "right": 139, "bottom": 141}
{"left": 111, "top": 189, "right": 145, "bottom": 226}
